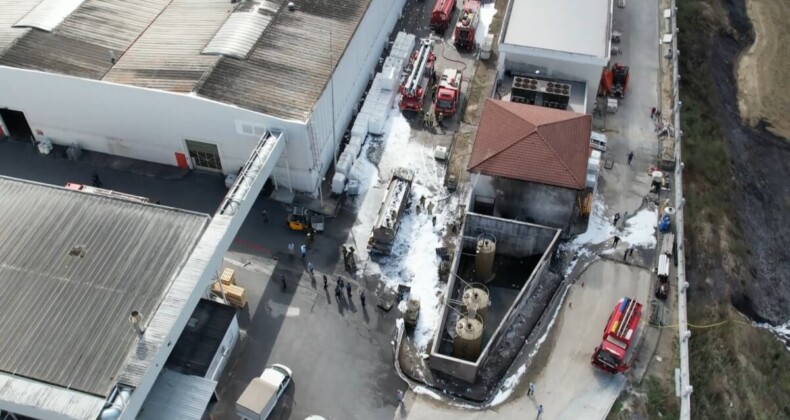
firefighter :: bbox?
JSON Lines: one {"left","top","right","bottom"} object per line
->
{"left": 436, "top": 111, "right": 444, "bottom": 127}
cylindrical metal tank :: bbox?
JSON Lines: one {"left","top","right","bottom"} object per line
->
{"left": 462, "top": 284, "right": 490, "bottom": 323}
{"left": 475, "top": 233, "right": 496, "bottom": 283}
{"left": 452, "top": 314, "right": 484, "bottom": 361}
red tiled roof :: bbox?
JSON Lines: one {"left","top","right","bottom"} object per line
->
{"left": 468, "top": 99, "right": 592, "bottom": 190}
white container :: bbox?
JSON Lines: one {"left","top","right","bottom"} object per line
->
{"left": 331, "top": 173, "right": 347, "bottom": 194}
{"left": 345, "top": 142, "right": 361, "bottom": 159}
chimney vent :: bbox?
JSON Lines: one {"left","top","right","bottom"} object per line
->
{"left": 129, "top": 311, "right": 145, "bottom": 336}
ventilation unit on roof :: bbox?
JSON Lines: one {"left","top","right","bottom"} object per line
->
{"left": 511, "top": 77, "right": 539, "bottom": 105}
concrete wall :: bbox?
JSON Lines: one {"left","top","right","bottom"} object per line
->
{"left": 498, "top": 44, "right": 606, "bottom": 114}
{"left": 429, "top": 214, "right": 562, "bottom": 383}
{"left": 473, "top": 175, "right": 579, "bottom": 231}
{"left": 291, "top": 0, "right": 406, "bottom": 194}
{"left": 461, "top": 213, "right": 560, "bottom": 257}
{"left": 0, "top": 66, "right": 306, "bottom": 181}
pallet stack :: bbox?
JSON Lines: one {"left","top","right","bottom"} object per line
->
{"left": 213, "top": 268, "right": 247, "bottom": 307}
{"left": 220, "top": 267, "right": 236, "bottom": 285}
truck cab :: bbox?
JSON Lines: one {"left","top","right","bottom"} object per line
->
{"left": 434, "top": 68, "right": 463, "bottom": 117}
{"left": 591, "top": 297, "right": 642, "bottom": 373}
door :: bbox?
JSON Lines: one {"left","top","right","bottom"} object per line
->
{"left": 185, "top": 139, "right": 223, "bottom": 172}
{"left": 0, "top": 108, "right": 34, "bottom": 142}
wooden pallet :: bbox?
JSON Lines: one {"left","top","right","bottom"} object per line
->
{"left": 220, "top": 267, "right": 236, "bottom": 285}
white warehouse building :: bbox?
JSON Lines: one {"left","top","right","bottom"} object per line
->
{"left": 497, "top": 0, "right": 613, "bottom": 113}
{"left": 0, "top": 0, "right": 406, "bottom": 194}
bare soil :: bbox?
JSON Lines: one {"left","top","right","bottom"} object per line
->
{"left": 736, "top": 0, "right": 790, "bottom": 139}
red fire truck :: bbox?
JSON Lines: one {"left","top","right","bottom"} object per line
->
{"left": 430, "top": 0, "right": 456, "bottom": 33}
{"left": 591, "top": 297, "right": 642, "bottom": 373}
{"left": 399, "top": 39, "right": 436, "bottom": 113}
{"left": 454, "top": 0, "right": 481, "bottom": 51}
{"left": 434, "top": 68, "right": 463, "bottom": 117}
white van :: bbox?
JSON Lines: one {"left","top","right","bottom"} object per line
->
{"left": 590, "top": 131, "right": 608, "bottom": 152}
{"left": 236, "top": 364, "right": 293, "bottom": 420}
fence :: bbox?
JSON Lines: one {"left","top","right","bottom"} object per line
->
{"left": 667, "top": 1, "right": 693, "bottom": 417}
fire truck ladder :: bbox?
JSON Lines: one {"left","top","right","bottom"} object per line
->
{"left": 617, "top": 298, "right": 637, "bottom": 337}
{"left": 404, "top": 39, "right": 433, "bottom": 96}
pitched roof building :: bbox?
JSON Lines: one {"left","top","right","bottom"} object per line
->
{"left": 468, "top": 99, "right": 592, "bottom": 190}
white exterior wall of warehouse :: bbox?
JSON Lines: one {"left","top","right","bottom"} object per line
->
{"left": 292, "top": 0, "right": 406, "bottom": 194}
{"left": 0, "top": 65, "right": 306, "bottom": 178}
{"left": 0, "top": 0, "right": 406, "bottom": 194}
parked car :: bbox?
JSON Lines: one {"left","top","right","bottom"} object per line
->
{"left": 236, "top": 364, "right": 293, "bottom": 420}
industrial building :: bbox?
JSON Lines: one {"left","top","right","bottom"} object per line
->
{"left": 0, "top": 110, "right": 277, "bottom": 419}
{"left": 0, "top": 0, "right": 406, "bottom": 195}
{"left": 468, "top": 99, "right": 592, "bottom": 232}
{"left": 497, "top": 0, "right": 613, "bottom": 113}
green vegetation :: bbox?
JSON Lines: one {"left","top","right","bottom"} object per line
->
{"left": 646, "top": 376, "right": 680, "bottom": 418}
{"left": 677, "top": 0, "right": 790, "bottom": 418}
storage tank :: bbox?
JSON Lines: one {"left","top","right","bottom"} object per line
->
{"left": 462, "top": 284, "right": 490, "bottom": 322}
{"left": 452, "top": 314, "right": 484, "bottom": 361}
{"left": 474, "top": 233, "right": 496, "bottom": 283}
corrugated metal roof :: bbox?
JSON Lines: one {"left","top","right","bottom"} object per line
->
{"left": 0, "top": 0, "right": 173, "bottom": 79}
{"left": 56, "top": 0, "right": 173, "bottom": 52}
{"left": 13, "top": 0, "right": 87, "bottom": 32}
{"left": 196, "top": 0, "right": 372, "bottom": 120}
{"left": 0, "top": 0, "right": 373, "bottom": 121}
{"left": 137, "top": 370, "right": 217, "bottom": 420}
{"left": 102, "top": 0, "right": 233, "bottom": 92}
{"left": 0, "top": 30, "right": 110, "bottom": 79}
{"left": 202, "top": 11, "right": 275, "bottom": 60}
{"left": 0, "top": 176, "right": 210, "bottom": 397}
{"left": 0, "top": 0, "right": 38, "bottom": 53}
{"left": 0, "top": 372, "right": 106, "bottom": 420}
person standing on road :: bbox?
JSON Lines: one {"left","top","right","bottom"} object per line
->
{"left": 613, "top": 235, "right": 621, "bottom": 247}
{"left": 627, "top": 151, "right": 634, "bottom": 165}
{"left": 91, "top": 173, "right": 103, "bottom": 188}
{"left": 651, "top": 107, "right": 656, "bottom": 118}
{"left": 360, "top": 290, "right": 366, "bottom": 306}
{"left": 335, "top": 284, "right": 342, "bottom": 300}
{"left": 527, "top": 383, "right": 536, "bottom": 396}
{"left": 346, "top": 282, "right": 352, "bottom": 297}
{"left": 323, "top": 274, "right": 328, "bottom": 289}
{"left": 280, "top": 274, "right": 287, "bottom": 291}
{"left": 613, "top": 212, "right": 621, "bottom": 226}
{"left": 337, "top": 276, "right": 344, "bottom": 289}
{"left": 300, "top": 244, "right": 307, "bottom": 259}
{"left": 396, "top": 390, "right": 405, "bottom": 406}
{"left": 261, "top": 210, "right": 269, "bottom": 223}
{"left": 537, "top": 404, "right": 544, "bottom": 419}
{"left": 307, "top": 261, "right": 314, "bottom": 278}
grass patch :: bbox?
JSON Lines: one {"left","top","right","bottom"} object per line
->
{"left": 646, "top": 376, "right": 680, "bottom": 418}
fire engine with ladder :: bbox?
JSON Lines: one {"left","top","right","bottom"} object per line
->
{"left": 399, "top": 39, "right": 436, "bottom": 113}
{"left": 454, "top": 0, "right": 481, "bottom": 51}
{"left": 434, "top": 68, "right": 463, "bottom": 117}
{"left": 591, "top": 297, "right": 643, "bottom": 373}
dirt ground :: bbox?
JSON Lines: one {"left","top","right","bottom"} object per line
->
{"left": 736, "top": 0, "right": 790, "bottom": 139}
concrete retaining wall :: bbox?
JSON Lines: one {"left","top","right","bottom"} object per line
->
{"left": 429, "top": 213, "right": 562, "bottom": 383}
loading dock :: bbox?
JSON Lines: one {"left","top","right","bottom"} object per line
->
{"left": 0, "top": 108, "right": 34, "bottom": 142}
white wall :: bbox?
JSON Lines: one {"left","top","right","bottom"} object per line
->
{"left": 498, "top": 44, "right": 607, "bottom": 114}
{"left": 294, "top": 0, "right": 407, "bottom": 195}
{"left": 0, "top": 66, "right": 313, "bottom": 186}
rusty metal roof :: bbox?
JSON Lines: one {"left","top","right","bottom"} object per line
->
{"left": 0, "top": 0, "right": 373, "bottom": 121}
{"left": 468, "top": 99, "right": 592, "bottom": 190}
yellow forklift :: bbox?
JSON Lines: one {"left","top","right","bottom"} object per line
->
{"left": 287, "top": 207, "right": 325, "bottom": 232}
